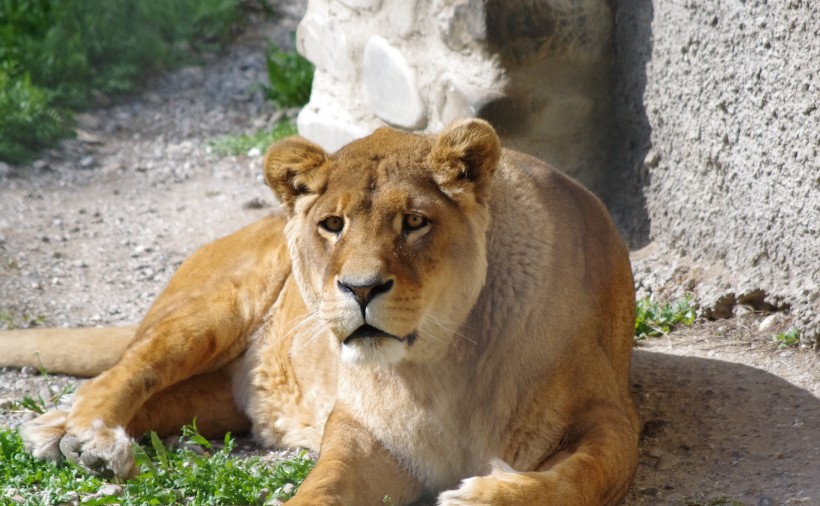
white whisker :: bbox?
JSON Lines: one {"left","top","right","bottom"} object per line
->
{"left": 287, "top": 311, "right": 332, "bottom": 355}
{"left": 427, "top": 314, "right": 478, "bottom": 345}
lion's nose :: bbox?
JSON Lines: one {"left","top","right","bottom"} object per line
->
{"left": 337, "top": 277, "right": 394, "bottom": 312}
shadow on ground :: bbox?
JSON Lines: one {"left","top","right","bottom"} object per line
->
{"left": 627, "top": 350, "right": 820, "bottom": 505}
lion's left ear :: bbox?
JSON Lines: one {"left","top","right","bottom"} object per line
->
{"left": 263, "top": 137, "right": 329, "bottom": 211}
{"left": 428, "top": 119, "right": 501, "bottom": 204}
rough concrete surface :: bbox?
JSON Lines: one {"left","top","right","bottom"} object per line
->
{"left": 612, "top": 0, "right": 819, "bottom": 345}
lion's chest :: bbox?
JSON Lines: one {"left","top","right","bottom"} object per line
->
{"left": 338, "top": 364, "right": 493, "bottom": 492}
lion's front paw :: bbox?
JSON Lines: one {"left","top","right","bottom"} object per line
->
{"left": 20, "top": 410, "right": 69, "bottom": 462}
{"left": 20, "top": 411, "right": 137, "bottom": 479}
{"left": 437, "top": 476, "right": 498, "bottom": 506}
{"left": 438, "top": 463, "right": 532, "bottom": 506}
{"left": 59, "top": 420, "right": 137, "bottom": 479}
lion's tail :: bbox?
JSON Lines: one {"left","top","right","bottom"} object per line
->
{"left": 0, "top": 326, "right": 136, "bottom": 377}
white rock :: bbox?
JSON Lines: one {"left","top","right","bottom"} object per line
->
{"left": 297, "top": 14, "right": 357, "bottom": 80}
{"left": 363, "top": 36, "right": 427, "bottom": 129}
{"left": 337, "top": 0, "right": 381, "bottom": 10}
{"left": 385, "top": 0, "right": 417, "bottom": 38}
{"left": 436, "top": 73, "right": 502, "bottom": 125}
{"left": 297, "top": 107, "right": 372, "bottom": 153}
{"left": 98, "top": 484, "right": 123, "bottom": 497}
{"left": 436, "top": 0, "right": 488, "bottom": 51}
{"left": 758, "top": 313, "right": 784, "bottom": 331}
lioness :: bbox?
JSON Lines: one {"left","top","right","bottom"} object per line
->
{"left": 1, "top": 119, "right": 639, "bottom": 505}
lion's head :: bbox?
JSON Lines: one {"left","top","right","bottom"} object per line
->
{"left": 263, "top": 119, "right": 501, "bottom": 366}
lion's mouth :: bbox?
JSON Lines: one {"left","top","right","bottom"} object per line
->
{"left": 343, "top": 324, "right": 414, "bottom": 344}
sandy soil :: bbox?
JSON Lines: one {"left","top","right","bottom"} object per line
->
{"left": 0, "top": 8, "right": 817, "bottom": 506}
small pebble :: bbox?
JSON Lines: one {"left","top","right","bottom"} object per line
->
{"left": 79, "top": 156, "right": 95, "bottom": 168}
{"left": 98, "top": 484, "right": 123, "bottom": 497}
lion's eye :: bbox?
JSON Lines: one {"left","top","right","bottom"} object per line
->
{"left": 320, "top": 216, "right": 344, "bottom": 233}
{"left": 403, "top": 213, "right": 429, "bottom": 232}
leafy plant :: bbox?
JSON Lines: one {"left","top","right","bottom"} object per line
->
{"left": 263, "top": 42, "right": 314, "bottom": 108}
{"left": 209, "top": 118, "right": 297, "bottom": 156}
{"left": 0, "top": 69, "right": 72, "bottom": 165}
{"left": 773, "top": 327, "right": 800, "bottom": 349}
{"left": 0, "top": 354, "right": 75, "bottom": 415}
{"left": 0, "top": 0, "right": 240, "bottom": 164}
{"left": 0, "top": 307, "right": 46, "bottom": 330}
{"left": 634, "top": 295, "right": 697, "bottom": 341}
{"left": 0, "top": 421, "right": 314, "bottom": 505}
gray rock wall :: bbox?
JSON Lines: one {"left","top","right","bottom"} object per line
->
{"left": 613, "top": 0, "right": 819, "bottom": 345}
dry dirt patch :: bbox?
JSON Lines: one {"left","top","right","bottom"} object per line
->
{"left": 627, "top": 317, "right": 819, "bottom": 505}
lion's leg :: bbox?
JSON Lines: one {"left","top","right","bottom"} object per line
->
{"left": 287, "top": 408, "right": 425, "bottom": 506}
{"left": 21, "top": 215, "right": 291, "bottom": 478}
{"left": 126, "top": 367, "right": 250, "bottom": 438}
{"left": 438, "top": 404, "right": 639, "bottom": 506}
{"left": 38, "top": 310, "right": 251, "bottom": 478}
{"left": 52, "top": 368, "right": 250, "bottom": 478}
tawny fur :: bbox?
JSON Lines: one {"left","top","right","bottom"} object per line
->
{"left": 0, "top": 119, "right": 639, "bottom": 505}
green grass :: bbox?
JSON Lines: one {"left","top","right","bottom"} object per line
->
{"left": 209, "top": 118, "right": 297, "bottom": 156}
{"left": 0, "top": 0, "right": 239, "bottom": 164}
{"left": 1, "top": 379, "right": 313, "bottom": 504}
{"left": 773, "top": 327, "right": 801, "bottom": 349}
{"left": 0, "top": 70, "right": 73, "bottom": 165}
{"left": 634, "top": 295, "right": 697, "bottom": 341}
{"left": 263, "top": 42, "right": 314, "bottom": 108}
{"left": 0, "top": 307, "right": 45, "bottom": 331}
{"left": 0, "top": 423, "right": 314, "bottom": 505}
{"left": 0, "top": 2, "right": 315, "bottom": 164}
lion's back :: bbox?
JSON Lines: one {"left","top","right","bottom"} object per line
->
{"left": 481, "top": 148, "right": 635, "bottom": 387}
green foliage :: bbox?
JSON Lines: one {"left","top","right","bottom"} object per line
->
{"left": 0, "top": 306, "right": 45, "bottom": 330}
{"left": 0, "top": 0, "right": 239, "bottom": 164}
{"left": 0, "top": 355, "right": 74, "bottom": 414}
{"left": 0, "top": 422, "right": 314, "bottom": 505}
{"left": 263, "top": 43, "right": 314, "bottom": 108}
{"left": 773, "top": 327, "right": 800, "bottom": 349}
{"left": 11, "top": 395, "right": 48, "bottom": 415}
{"left": 209, "top": 118, "right": 297, "bottom": 156}
{"left": 0, "top": 428, "right": 105, "bottom": 505}
{"left": 0, "top": 69, "right": 72, "bottom": 165}
{"left": 634, "top": 295, "right": 697, "bottom": 341}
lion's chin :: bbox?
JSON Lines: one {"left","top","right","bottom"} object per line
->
{"left": 340, "top": 326, "right": 410, "bottom": 367}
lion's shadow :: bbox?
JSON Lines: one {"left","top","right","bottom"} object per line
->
{"left": 628, "top": 350, "right": 820, "bottom": 505}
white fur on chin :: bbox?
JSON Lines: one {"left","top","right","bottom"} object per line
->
{"left": 340, "top": 337, "right": 407, "bottom": 366}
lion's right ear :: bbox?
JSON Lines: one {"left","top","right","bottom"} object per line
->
{"left": 263, "top": 137, "right": 329, "bottom": 211}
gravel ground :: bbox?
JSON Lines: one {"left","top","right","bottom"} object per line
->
{"left": 0, "top": 4, "right": 818, "bottom": 504}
